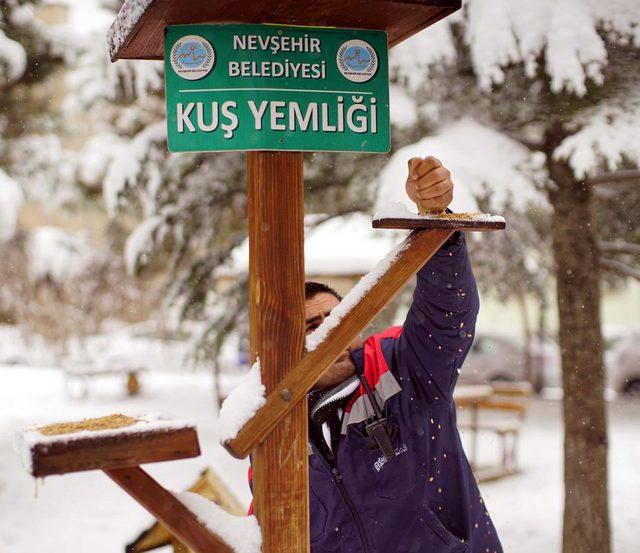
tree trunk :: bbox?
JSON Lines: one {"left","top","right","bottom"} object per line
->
{"left": 546, "top": 127, "right": 610, "bottom": 553}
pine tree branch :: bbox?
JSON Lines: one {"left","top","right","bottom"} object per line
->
{"left": 600, "top": 258, "right": 640, "bottom": 280}
{"left": 587, "top": 169, "right": 640, "bottom": 186}
{"left": 598, "top": 241, "right": 640, "bottom": 256}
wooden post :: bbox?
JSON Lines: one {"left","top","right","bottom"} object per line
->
{"left": 247, "top": 151, "right": 309, "bottom": 552}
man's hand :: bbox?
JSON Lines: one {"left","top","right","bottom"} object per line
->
{"left": 405, "top": 156, "right": 453, "bottom": 214}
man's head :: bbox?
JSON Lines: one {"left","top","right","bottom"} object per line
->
{"left": 305, "top": 281, "right": 361, "bottom": 389}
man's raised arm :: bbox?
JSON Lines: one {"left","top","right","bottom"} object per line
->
{"left": 398, "top": 157, "right": 480, "bottom": 400}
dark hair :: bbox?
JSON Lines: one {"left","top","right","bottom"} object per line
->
{"left": 305, "top": 281, "right": 342, "bottom": 301}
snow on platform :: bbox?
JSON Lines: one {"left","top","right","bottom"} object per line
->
{"left": 14, "top": 414, "right": 198, "bottom": 476}
{"left": 374, "top": 202, "right": 506, "bottom": 225}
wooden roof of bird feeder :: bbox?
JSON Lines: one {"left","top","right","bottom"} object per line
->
{"left": 108, "top": 0, "right": 461, "bottom": 61}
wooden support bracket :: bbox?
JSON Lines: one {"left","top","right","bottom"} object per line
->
{"left": 225, "top": 227, "right": 453, "bottom": 458}
{"left": 226, "top": 216, "right": 506, "bottom": 459}
{"left": 105, "top": 466, "right": 233, "bottom": 553}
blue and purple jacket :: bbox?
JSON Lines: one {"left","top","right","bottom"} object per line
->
{"left": 253, "top": 232, "right": 503, "bottom": 553}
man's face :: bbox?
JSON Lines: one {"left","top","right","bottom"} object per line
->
{"left": 305, "top": 292, "right": 361, "bottom": 389}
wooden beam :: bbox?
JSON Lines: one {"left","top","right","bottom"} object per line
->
{"left": 126, "top": 467, "right": 245, "bottom": 553}
{"left": 104, "top": 466, "right": 232, "bottom": 553}
{"left": 27, "top": 425, "right": 200, "bottom": 478}
{"left": 247, "top": 151, "right": 308, "bottom": 553}
{"left": 225, "top": 228, "right": 453, "bottom": 459}
{"left": 109, "top": 0, "right": 460, "bottom": 61}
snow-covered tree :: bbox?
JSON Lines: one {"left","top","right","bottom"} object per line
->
{"left": 0, "top": 1, "right": 57, "bottom": 241}
{"left": 0, "top": 1, "right": 161, "bottom": 342}
{"left": 389, "top": 2, "right": 640, "bottom": 551}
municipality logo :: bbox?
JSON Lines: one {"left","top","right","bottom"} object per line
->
{"left": 170, "top": 35, "right": 215, "bottom": 80}
{"left": 337, "top": 39, "right": 378, "bottom": 83}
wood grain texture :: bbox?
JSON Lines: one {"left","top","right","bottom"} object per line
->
{"left": 373, "top": 216, "right": 506, "bottom": 231}
{"left": 247, "top": 151, "right": 309, "bottom": 553}
{"left": 104, "top": 466, "right": 232, "bottom": 553}
{"left": 29, "top": 427, "right": 200, "bottom": 477}
{"left": 226, "top": 228, "right": 453, "bottom": 459}
{"left": 110, "top": 0, "right": 460, "bottom": 61}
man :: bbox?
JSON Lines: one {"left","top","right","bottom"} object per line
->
{"left": 250, "top": 157, "right": 502, "bottom": 553}
{"left": 304, "top": 156, "right": 502, "bottom": 553}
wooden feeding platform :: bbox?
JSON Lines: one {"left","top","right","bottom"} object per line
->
{"left": 372, "top": 211, "right": 507, "bottom": 231}
{"left": 17, "top": 414, "right": 238, "bottom": 553}
{"left": 18, "top": 414, "right": 200, "bottom": 478}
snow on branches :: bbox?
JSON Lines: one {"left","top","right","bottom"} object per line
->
{"left": 555, "top": 95, "right": 640, "bottom": 178}
{"left": 0, "top": 169, "right": 23, "bottom": 241}
{"left": 103, "top": 121, "right": 166, "bottom": 216}
{"left": 0, "top": 28, "right": 27, "bottom": 85}
{"left": 27, "top": 227, "right": 93, "bottom": 284}
{"left": 392, "top": 0, "right": 640, "bottom": 97}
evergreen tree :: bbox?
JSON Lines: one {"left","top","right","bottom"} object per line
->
{"left": 390, "top": 2, "right": 640, "bottom": 551}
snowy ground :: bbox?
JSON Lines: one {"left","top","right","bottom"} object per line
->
{"left": 1, "top": 365, "right": 638, "bottom": 553}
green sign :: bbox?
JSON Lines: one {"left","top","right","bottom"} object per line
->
{"left": 164, "top": 24, "right": 390, "bottom": 153}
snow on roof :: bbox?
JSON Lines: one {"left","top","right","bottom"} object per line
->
{"left": 173, "top": 491, "right": 262, "bottom": 553}
{"left": 27, "top": 226, "right": 93, "bottom": 283}
{"left": 217, "top": 360, "right": 266, "bottom": 444}
{"left": 106, "top": 0, "right": 153, "bottom": 60}
{"left": 15, "top": 414, "right": 196, "bottom": 472}
{"left": 374, "top": 118, "right": 546, "bottom": 215}
{"left": 222, "top": 213, "right": 404, "bottom": 278}
{"left": 0, "top": 169, "right": 23, "bottom": 242}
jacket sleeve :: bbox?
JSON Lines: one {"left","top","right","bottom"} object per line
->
{"left": 396, "top": 232, "right": 480, "bottom": 400}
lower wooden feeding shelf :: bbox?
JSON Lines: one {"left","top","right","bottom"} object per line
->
{"left": 18, "top": 414, "right": 200, "bottom": 478}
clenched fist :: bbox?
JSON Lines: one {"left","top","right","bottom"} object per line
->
{"left": 405, "top": 156, "right": 453, "bottom": 214}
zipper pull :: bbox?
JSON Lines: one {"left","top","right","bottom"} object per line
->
{"left": 332, "top": 467, "right": 342, "bottom": 482}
